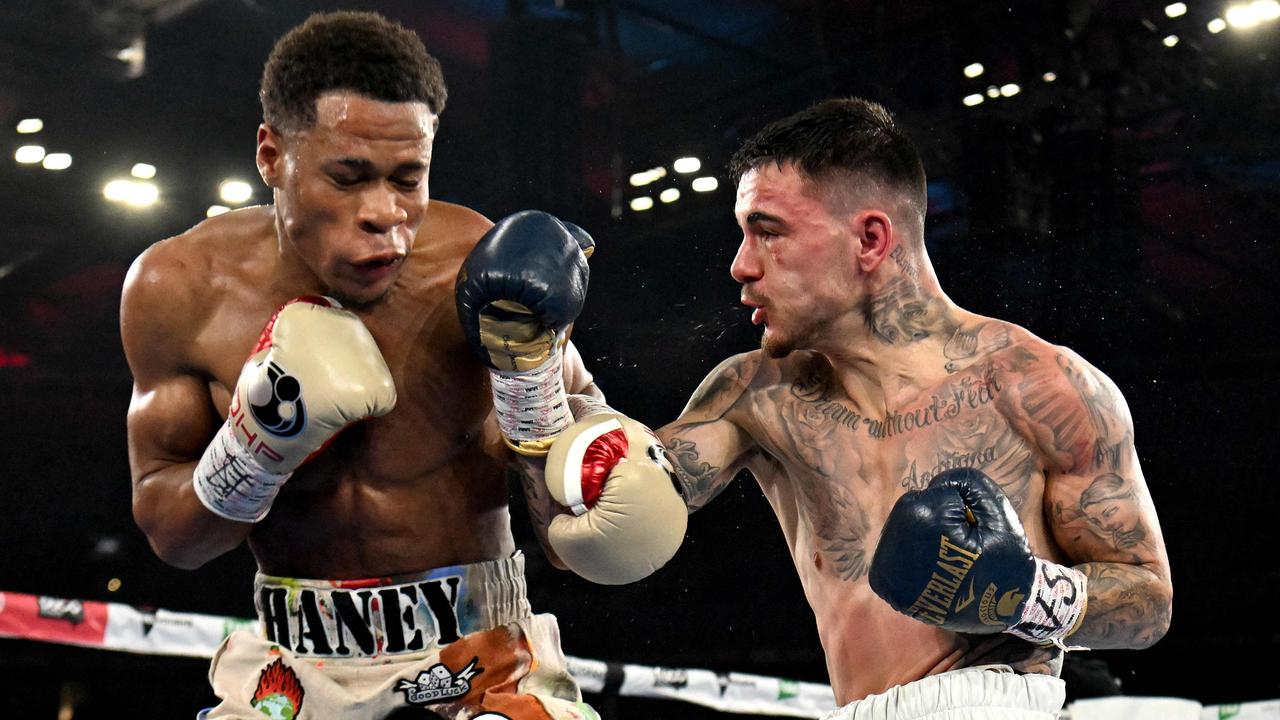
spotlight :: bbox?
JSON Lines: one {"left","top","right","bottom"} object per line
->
{"left": 629, "top": 167, "right": 666, "bottom": 187}
{"left": 42, "top": 153, "right": 72, "bottom": 170}
{"left": 207, "top": 205, "right": 230, "bottom": 217}
{"left": 1165, "top": 3, "right": 1188, "bottom": 18}
{"left": 131, "top": 163, "right": 156, "bottom": 179}
{"left": 630, "top": 197, "right": 654, "bottom": 212}
{"left": 691, "top": 177, "right": 718, "bottom": 193}
{"left": 963, "top": 94, "right": 985, "bottom": 107}
{"left": 104, "top": 178, "right": 159, "bottom": 208}
{"left": 673, "top": 157, "right": 701, "bottom": 174}
{"left": 999, "top": 83, "right": 1021, "bottom": 97}
{"left": 660, "top": 188, "right": 680, "bottom": 204}
{"left": 14, "top": 145, "right": 45, "bottom": 164}
{"left": 1255, "top": 0, "right": 1280, "bottom": 20}
{"left": 16, "top": 118, "right": 43, "bottom": 134}
{"left": 1208, "top": 17, "right": 1228, "bottom": 32}
{"left": 1042, "top": 72, "right": 1058, "bottom": 82}
{"left": 963, "top": 63, "right": 984, "bottom": 78}
{"left": 219, "top": 180, "right": 253, "bottom": 204}
{"left": 1163, "top": 34, "right": 1180, "bottom": 47}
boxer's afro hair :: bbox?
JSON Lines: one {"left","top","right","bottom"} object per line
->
{"left": 261, "top": 11, "right": 447, "bottom": 133}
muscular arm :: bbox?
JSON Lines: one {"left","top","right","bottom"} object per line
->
{"left": 1012, "top": 348, "right": 1172, "bottom": 649}
{"left": 122, "top": 245, "right": 252, "bottom": 570}
{"left": 657, "top": 352, "right": 760, "bottom": 512}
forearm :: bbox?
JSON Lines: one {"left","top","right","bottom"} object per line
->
{"left": 1069, "top": 561, "right": 1173, "bottom": 649}
{"left": 514, "top": 456, "right": 567, "bottom": 570}
{"left": 133, "top": 462, "right": 254, "bottom": 570}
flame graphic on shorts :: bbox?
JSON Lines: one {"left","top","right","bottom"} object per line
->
{"left": 251, "top": 659, "right": 304, "bottom": 717}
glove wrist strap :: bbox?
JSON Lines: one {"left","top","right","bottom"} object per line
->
{"left": 192, "top": 420, "right": 292, "bottom": 523}
{"left": 1007, "top": 557, "right": 1089, "bottom": 650}
{"left": 489, "top": 344, "right": 572, "bottom": 456}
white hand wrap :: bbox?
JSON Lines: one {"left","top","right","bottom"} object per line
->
{"left": 488, "top": 342, "right": 572, "bottom": 456}
{"left": 192, "top": 420, "right": 291, "bottom": 523}
{"left": 1008, "top": 557, "right": 1089, "bottom": 650}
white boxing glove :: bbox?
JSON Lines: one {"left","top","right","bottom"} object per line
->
{"left": 544, "top": 411, "right": 687, "bottom": 584}
{"left": 192, "top": 296, "right": 397, "bottom": 522}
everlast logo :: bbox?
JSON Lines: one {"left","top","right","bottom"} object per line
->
{"left": 904, "top": 536, "right": 981, "bottom": 625}
{"left": 980, "top": 585, "right": 1025, "bottom": 626}
{"left": 260, "top": 577, "right": 462, "bottom": 657}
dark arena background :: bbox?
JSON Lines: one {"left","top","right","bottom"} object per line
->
{"left": 1, "top": 0, "right": 1277, "bottom": 717}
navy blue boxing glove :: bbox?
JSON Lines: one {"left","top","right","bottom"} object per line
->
{"left": 869, "top": 468, "right": 1088, "bottom": 647}
{"left": 455, "top": 210, "right": 594, "bottom": 455}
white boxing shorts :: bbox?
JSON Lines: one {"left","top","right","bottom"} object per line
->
{"left": 822, "top": 665, "right": 1066, "bottom": 720}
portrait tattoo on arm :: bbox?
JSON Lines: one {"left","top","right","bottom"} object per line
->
{"left": 1025, "top": 351, "right": 1171, "bottom": 649}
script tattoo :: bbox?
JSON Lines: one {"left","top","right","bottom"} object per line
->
{"left": 788, "top": 364, "right": 862, "bottom": 434}
{"left": 901, "top": 445, "right": 997, "bottom": 491}
{"left": 864, "top": 373, "right": 1002, "bottom": 440}
{"left": 890, "top": 245, "right": 920, "bottom": 281}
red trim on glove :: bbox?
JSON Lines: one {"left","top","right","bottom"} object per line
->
{"left": 577, "top": 428, "right": 628, "bottom": 509}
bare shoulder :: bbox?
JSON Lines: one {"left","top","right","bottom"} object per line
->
{"left": 680, "top": 349, "right": 773, "bottom": 418}
{"left": 984, "top": 329, "right": 1133, "bottom": 474}
{"left": 121, "top": 206, "right": 274, "bottom": 374}
{"left": 417, "top": 200, "right": 493, "bottom": 259}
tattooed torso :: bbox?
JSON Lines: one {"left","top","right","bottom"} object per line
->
{"left": 751, "top": 338, "right": 1068, "bottom": 698}
{"left": 659, "top": 308, "right": 1172, "bottom": 703}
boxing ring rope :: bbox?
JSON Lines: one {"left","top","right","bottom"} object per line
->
{"left": 1, "top": 590, "right": 1276, "bottom": 719}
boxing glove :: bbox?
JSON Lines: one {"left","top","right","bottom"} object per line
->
{"left": 869, "top": 468, "right": 1088, "bottom": 647}
{"left": 192, "top": 296, "right": 397, "bottom": 522}
{"left": 454, "top": 210, "right": 594, "bottom": 456}
{"left": 543, "top": 410, "right": 687, "bottom": 584}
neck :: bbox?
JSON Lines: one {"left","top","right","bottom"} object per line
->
{"left": 819, "top": 253, "right": 965, "bottom": 411}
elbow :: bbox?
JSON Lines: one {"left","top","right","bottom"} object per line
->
{"left": 131, "top": 493, "right": 216, "bottom": 571}
{"left": 134, "top": 508, "right": 208, "bottom": 571}
{"left": 147, "top": 534, "right": 210, "bottom": 571}
{"left": 1134, "top": 578, "right": 1174, "bottom": 649}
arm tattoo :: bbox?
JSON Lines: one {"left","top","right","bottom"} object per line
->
{"left": 1070, "top": 563, "right": 1172, "bottom": 649}
{"left": 1078, "top": 473, "right": 1148, "bottom": 550}
{"left": 665, "top": 437, "right": 724, "bottom": 512}
{"left": 514, "top": 460, "right": 558, "bottom": 557}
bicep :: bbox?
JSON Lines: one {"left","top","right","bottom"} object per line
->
{"left": 656, "top": 352, "right": 760, "bottom": 511}
{"left": 121, "top": 250, "right": 219, "bottom": 484}
{"left": 1033, "top": 361, "right": 1169, "bottom": 574}
{"left": 126, "top": 373, "right": 220, "bottom": 483}
{"left": 657, "top": 416, "right": 752, "bottom": 512}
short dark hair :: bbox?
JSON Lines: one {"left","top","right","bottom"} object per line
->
{"left": 729, "top": 98, "right": 927, "bottom": 214}
{"left": 260, "top": 11, "right": 447, "bottom": 133}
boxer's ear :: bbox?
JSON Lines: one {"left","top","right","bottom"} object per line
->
{"left": 853, "top": 210, "right": 894, "bottom": 273}
{"left": 256, "top": 124, "right": 284, "bottom": 188}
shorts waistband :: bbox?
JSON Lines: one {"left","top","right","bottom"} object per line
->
{"left": 253, "top": 552, "right": 531, "bottom": 659}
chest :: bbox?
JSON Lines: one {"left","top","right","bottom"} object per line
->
{"left": 194, "top": 278, "right": 497, "bottom": 481}
{"left": 749, "top": 370, "right": 1044, "bottom": 519}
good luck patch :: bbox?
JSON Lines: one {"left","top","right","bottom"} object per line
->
{"left": 395, "top": 656, "right": 484, "bottom": 706}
